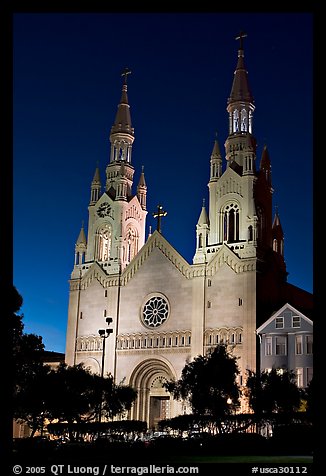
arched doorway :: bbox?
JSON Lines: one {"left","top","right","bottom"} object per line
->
{"left": 128, "top": 358, "right": 177, "bottom": 429}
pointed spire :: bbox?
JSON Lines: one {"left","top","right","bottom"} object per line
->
{"left": 260, "top": 144, "right": 271, "bottom": 169}
{"left": 92, "top": 163, "right": 101, "bottom": 185}
{"left": 111, "top": 68, "right": 134, "bottom": 136}
{"left": 228, "top": 32, "right": 254, "bottom": 105}
{"left": 211, "top": 137, "right": 222, "bottom": 159}
{"left": 137, "top": 165, "right": 147, "bottom": 187}
{"left": 137, "top": 166, "right": 147, "bottom": 210}
{"left": 75, "top": 221, "right": 87, "bottom": 266}
{"left": 76, "top": 221, "right": 87, "bottom": 246}
{"left": 90, "top": 163, "right": 102, "bottom": 204}
{"left": 197, "top": 199, "right": 209, "bottom": 226}
{"left": 272, "top": 207, "right": 283, "bottom": 233}
{"left": 210, "top": 134, "right": 223, "bottom": 181}
{"left": 260, "top": 144, "right": 272, "bottom": 185}
{"left": 272, "top": 206, "right": 285, "bottom": 258}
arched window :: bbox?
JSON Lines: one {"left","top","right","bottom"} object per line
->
{"left": 233, "top": 109, "right": 239, "bottom": 132}
{"left": 241, "top": 109, "right": 247, "bottom": 132}
{"left": 223, "top": 203, "right": 240, "bottom": 242}
{"left": 198, "top": 233, "right": 203, "bottom": 248}
{"left": 273, "top": 238, "right": 278, "bottom": 252}
{"left": 248, "top": 225, "right": 253, "bottom": 241}
{"left": 125, "top": 227, "right": 139, "bottom": 263}
{"left": 97, "top": 224, "right": 112, "bottom": 261}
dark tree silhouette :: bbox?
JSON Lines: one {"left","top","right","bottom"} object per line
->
{"left": 164, "top": 344, "right": 241, "bottom": 432}
{"left": 245, "top": 368, "right": 302, "bottom": 415}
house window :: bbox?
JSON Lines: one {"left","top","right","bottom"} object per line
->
{"left": 296, "top": 368, "right": 304, "bottom": 388}
{"left": 275, "top": 336, "right": 286, "bottom": 355}
{"left": 275, "top": 317, "right": 284, "bottom": 329}
{"left": 207, "top": 279, "right": 212, "bottom": 287}
{"left": 239, "top": 298, "right": 243, "bottom": 306}
{"left": 265, "top": 336, "right": 272, "bottom": 356}
{"left": 207, "top": 301, "right": 211, "bottom": 308}
{"left": 295, "top": 335, "right": 303, "bottom": 354}
{"left": 238, "top": 333, "right": 242, "bottom": 343}
{"left": 306, "top": 335, "right": 313, "bottom": 354}
{"left": 307, "top": 367, "right": 313, "bottom": 385}
{"left": 292, "top": 315, "right": 301, "bottom": 328}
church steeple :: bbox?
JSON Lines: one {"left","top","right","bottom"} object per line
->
{"left": 137, "top": 166, "right": 147, "bottom": 210}
{"left": 272, "top": 208, "right": 284, "bottom": 257}
{"left": 209, "top": 135, "right": 223, "bottom": 181}
{"left": 90, "top": 163, "right": 101, "bottom": 204}
{"left": 228, "top": 32, "right": 254, "bottom": 107}
{"left": 74, "top": 222, "right": 87, "bottom": 265}
{"left": 260, "top": 144, "right": 272, "bottom": 186}
{"left": 225, "top": 32, "right": 256, "bottom": 169}
{"left": 106, "top": 69, "right": 135, "bottom": 200}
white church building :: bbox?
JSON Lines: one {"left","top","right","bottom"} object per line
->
{"left": 65, "top": 36, "right": 312, "bottom": 428}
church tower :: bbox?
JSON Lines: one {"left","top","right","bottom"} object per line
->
{"left": 65, "top": 70, "right": 147, "bottom": 366}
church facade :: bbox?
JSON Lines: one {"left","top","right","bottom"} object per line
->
{"left": 65, "top": 39, "right": 311, "bottom": 428}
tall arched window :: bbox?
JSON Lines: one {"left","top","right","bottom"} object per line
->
{"left": 233, "top": 109, "right": 239, "bottom": 132}
{"left": 97, "top": 224, "right": 112, "bottom": 261}
{"left": 223, "top": 203, "right": 240, "bottom": 242}
{"left": 125, "top": 227, "right": 139, "bottom": 263}
{"left": 248, "top": 225, "right": 253, "bottom": 241}
{"left": 241, "top": 109, "right": 247, "bottom": 132}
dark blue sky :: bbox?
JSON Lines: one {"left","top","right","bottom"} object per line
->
{"left": 13, "top": 12, "right": 313, "bottom": 353}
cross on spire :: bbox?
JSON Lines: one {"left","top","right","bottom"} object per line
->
{"left": 153, "top": 205, "right": 167, "bottom": 234}
{"left": 235, "top": 31, "right": 247, "bottom": 50}
{"left": 121, "top": 67, "right": 131, "bottom": 84}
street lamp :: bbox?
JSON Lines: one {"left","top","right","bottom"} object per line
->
{"left": 98, "top": 317, "right": 113, "bottom": 426}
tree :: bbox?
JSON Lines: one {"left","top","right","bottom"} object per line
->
{"left": 44, "top": 364, "right": 137, "bottom": 440}
{"left": 14, "top": 363, "right": 52, "bottom": 437}
{"left": 101, "top": 374, "right": 138, "bottom": 420}
{"left": 164, "top": 344, "right": 241, "bottom": 432}
{"left": 245, "top": 368, "right": 302, "bottom": 415}
{"left": 11, "top": 286, "right": 48, "bottom": 436}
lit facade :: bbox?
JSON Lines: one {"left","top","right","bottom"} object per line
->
{"left": 65, "top": 38, "right": 312, "bottom": 427}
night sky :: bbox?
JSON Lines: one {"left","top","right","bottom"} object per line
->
{"left": 13, "top": 12, "right": 313, "bottom": 353}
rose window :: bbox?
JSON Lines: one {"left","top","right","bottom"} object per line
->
{"left": 142, "top": 295, "right": 169, "bottom": 328}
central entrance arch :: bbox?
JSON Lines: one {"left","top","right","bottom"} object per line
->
{"left": 128, "top": 358, "right": 178, "bottom": 429}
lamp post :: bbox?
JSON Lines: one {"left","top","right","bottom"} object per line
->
{"left": 98, "top": 317, "right": 113, "bottom": 426}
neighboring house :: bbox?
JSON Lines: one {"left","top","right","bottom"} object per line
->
{"left": 256, "top": 303, "right": 313, "bottom": 388}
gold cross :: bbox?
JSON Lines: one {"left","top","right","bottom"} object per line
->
{"left": 153, "top": 205, "right": 167, "bottom": 234}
